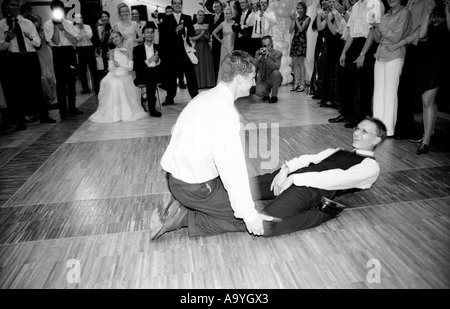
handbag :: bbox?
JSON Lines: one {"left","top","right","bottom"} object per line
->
{"left": 96, "top": 55, "right": 104, "bottom": 71}
{"left": 182, "top": 29, "right": 198, "bottom": 65}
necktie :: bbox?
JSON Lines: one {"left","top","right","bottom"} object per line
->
{"left": 13, "top": 18, "right": 27, "bottom": 55}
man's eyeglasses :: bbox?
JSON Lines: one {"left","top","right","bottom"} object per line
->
{"left": 353, "top": 126, "right": 378, "bottom": 136}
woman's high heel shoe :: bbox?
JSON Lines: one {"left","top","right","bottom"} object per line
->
{"left": 297, "top": 84, "right": 305, "bottom": 92}
{"left": 291, "top": 84, "right": 300, "bottom": 91}
{"left": 416, "top": 143, "right": 429, "bottom": 155}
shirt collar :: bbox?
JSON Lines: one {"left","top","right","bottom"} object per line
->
{"left": 216, "top": 82, "right": 235, "bottom": 106}
{"left": 354, "top": 149, "right": 375, "bottom": 159}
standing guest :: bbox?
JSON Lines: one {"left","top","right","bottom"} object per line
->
{"left": 133, "top": 25, "right": 162, "bottom": 118}
{"left": 0, "top": 0, "right": 56, "bottom": 130}
{"left": 310, "top": 0, "right": 344, "bottom": 108}
{"left": 328, "top": 0, "right": 360, "bottom": 124}
{"left": 414, "top": 0, "right": 450, "bottom": 154}
{"left": 209, "top": 0, "right": 225, "bottom": 82}
{"left": 233, "top": 0, "right": 254, "bottom": 55}
{"left": 131, "top": 8, "right": 147, "bottom": 33}
{"left": 246, "top": 0, "right": 277, "bottom": 55}
{"left": 113, "top": 3, "right": 143, "bottom": 51}
{"left": 159, "top": 4, "right": 185, "bottom": 89}
{"left": 31, "top": 14, "right": 57, "bottom": 108}
{"left": 153, "top": 50, "right": 274, "bottom": 240}
{"left": 159, "top": 0, "right": 198, "bottom": 106}
{"left": 289, "top": 1, "right": 311, "bottom": 92}
{"left": 73, "top": 13, "right": 99, "bottom": 95}
{"left": 394, "top": 0, "right": 431, "bottom": 140}
{"left": 213, "top": 6, "right": 236, "bottom": 81}
{"left": 192, "top": 10, "right": 215, "bottom": 89}
{"left": 89, "top": 31, "right": 148, "bottom": 123}
{"left": 360, "top": 0, "right": 411, "bottom": 137}
{"left": 253, "top": 35, "right": 282, "bottom": 103}
{"left": 337, "top": 0, "right": 384, "bottom": 128}
{"left": 97, "top": 11, "right": 112, "bottom": 77}
{"left": 43, "top": 0, "right": 82, "bottom": 120}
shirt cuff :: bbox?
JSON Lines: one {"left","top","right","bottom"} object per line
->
{"left": 243, "top": 208, "right": 259, "bottom": 224}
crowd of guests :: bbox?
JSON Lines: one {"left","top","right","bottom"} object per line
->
{"left": 1, "top": 0, "right": 449, "bottom": 156}
{"left": 315, "top": 0, "right": 450, "bottom": 155}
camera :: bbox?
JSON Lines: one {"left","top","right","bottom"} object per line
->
{"left": 259, "top": 47, "right": 267, "bottom": 55}
{"left": 52, "top": 7, "right": 64, "bottom": 23}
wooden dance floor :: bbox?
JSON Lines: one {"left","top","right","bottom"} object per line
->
{"left": 0, "top": 86, "right": 449, "bottom": 289}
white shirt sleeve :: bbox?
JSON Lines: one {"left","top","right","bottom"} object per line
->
{"left": 285, "top": 148, "right": 339, "bottom": 173}
{"left": 292, "top": 158, "right": 380, "bottom": 190}
{"left": 211, "top": 115, "right": 258, "bottom": 223}
{"left": 84, "top": 25, "right": 93, "bottom": 40}
{"left": 43, "top": 20, "right": 54, "bottom": 43}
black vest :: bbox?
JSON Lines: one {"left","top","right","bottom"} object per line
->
{"left": 292, "top": 149, "right": 373, "bottom": 197}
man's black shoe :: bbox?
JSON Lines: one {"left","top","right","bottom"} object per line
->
{"left": 318, "top": 197, "right": 346, "bottom": 218}
{"left": 40, "top": 117, "right": 57, "bottom": 124}
{"left": 263, "top": 96, "right": 270, "bottom": 101}
{"left": 150, "top": 110, "right": 162, "bottom": 117}
{"left": 269, "top": 96, "right": 278, "bottom": 103}
{"left": 328, "top": 115, "right": 346, "bottom": 123}
{"left": 162, "top": 100, "right": 174, "bottom": 106}
{"left": 68, "top": 109, "right": 83, "bottom": 115}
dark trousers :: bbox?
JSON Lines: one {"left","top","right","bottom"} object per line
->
{"left": 3, "top": 52, "right": 49, "bottom": 124}
{"left": 52, "top": 46, "right": 77, "bottom": 117}
{"left": 341, "top": 37, "right": 377, "bottom": 122}
{"left": 255, "top": 70, "right": 282, "bottom": 97}
{"left": 212, "top": 40, "right": 221, "bottom": 83}
{"left": 76, "top": 46, "right": 99, "bottom": 94}
{"left": 168, "top": 170, "right": 331, "bottom": 238}
{"left": 168, "top": 174, "right": 247, "bottom": 237}
{"left": 166, "top": 53, "right": 198, "bottom": 102}
{"left": 250, "top": 169, "right": 331, "bottom": 237}
{"left": 395, "top": 44, "right": 420, "bottom": 137}
{"left": 144, "top": 79, "right": 158, "bottom": 112}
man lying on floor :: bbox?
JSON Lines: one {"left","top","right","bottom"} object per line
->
{"left": 152, "top": 113, "right": 386, "bottom": 239}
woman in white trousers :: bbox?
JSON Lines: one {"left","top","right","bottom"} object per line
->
{"left": 357, "top": 0, "right": 411, "bottom": 137}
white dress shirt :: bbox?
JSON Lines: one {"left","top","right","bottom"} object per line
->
{"left": 43, "top": 18, "right": 77, "bottom": 47}
{"left": 246, "top": 10, "right": 277, "bottom": 38}
{"left": 161, "top": 82, "right": 258, "bottom": 223}
{"left": 144, "top": 42, "right": 159, "bottom": 67}
{"left": 0, "top": 15, "right": 41, "bottom": 52}
{"left": 347, "top": 0, "right": 385, "bottom": 39}
{"left": 285, "top": 148, "right": 380, "bottom": 191}
{"left": 173, "top": 13, "right": 181, "bottom": 24}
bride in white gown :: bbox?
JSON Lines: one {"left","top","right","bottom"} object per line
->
{"left": 89, "top": 31, "right": 148, "bottom": 123}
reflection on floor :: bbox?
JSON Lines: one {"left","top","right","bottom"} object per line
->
{"left": 0, "top": 86, "right": 449, "bottom": 289}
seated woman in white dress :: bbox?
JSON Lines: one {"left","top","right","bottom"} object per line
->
{"left": 89, "top": 31, "right": 148, "bottom": 123}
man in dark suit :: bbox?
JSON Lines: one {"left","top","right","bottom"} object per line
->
{"left": 208, "top": 0, "right": 224, "bottom": 83}
{"left": 133, "top": 24, "right": 162, "bottom": 117}
{"left": 233, "top": 0, "right": 254, "bottom": 55}
{"left": 159, "top": 0, "right": 198, "bottom": 105}
{"left": 253, "top": 35, "right": 282, "bottom": 103}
